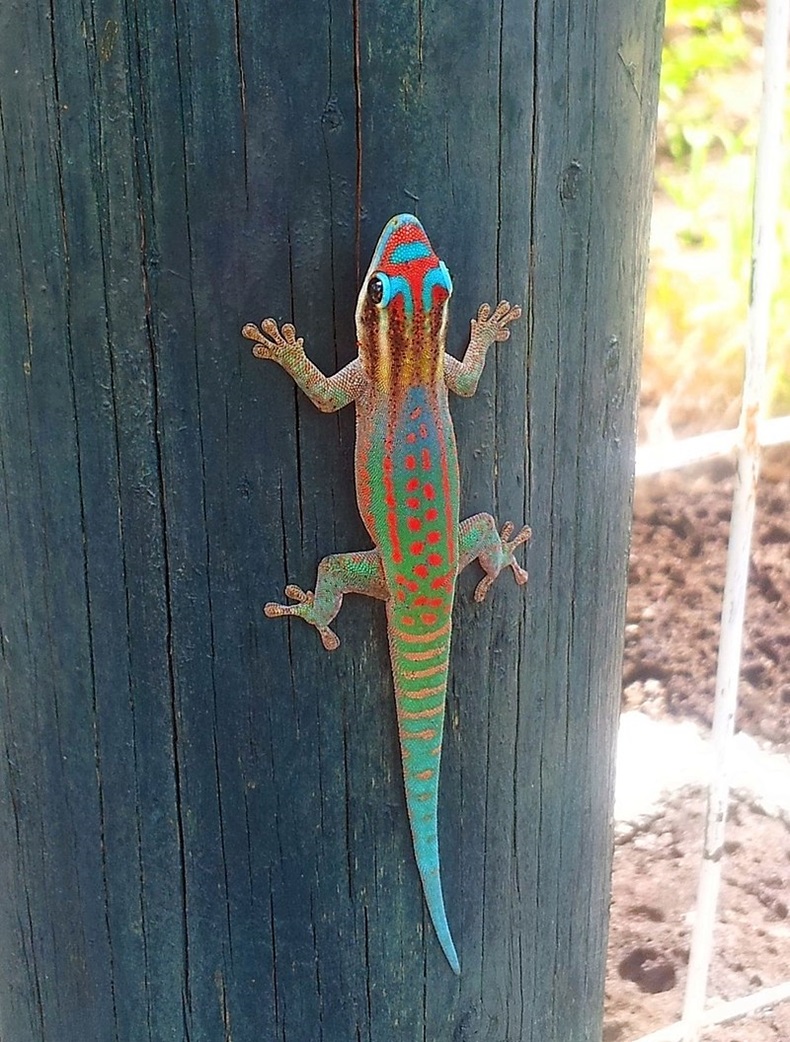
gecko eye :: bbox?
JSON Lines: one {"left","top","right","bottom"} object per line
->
{"left": 368, "top": 272, "right": 391, "bottom": 307}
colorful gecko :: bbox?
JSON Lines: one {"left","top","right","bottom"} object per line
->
{"left": 242, "top": 214, "right": 530, "bottom": 974}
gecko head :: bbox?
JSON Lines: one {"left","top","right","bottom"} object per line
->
{"left": 355, "top": 214, "right": 453, "bottom": 389}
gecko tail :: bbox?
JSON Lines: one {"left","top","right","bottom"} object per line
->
{"left": 420, "top": 858, "right": 461, "bottom": 974}
{"left": 411, "top": 822, "right": 461, "bottom": 974}
{"left": 389, "top": 609, "right": 459, "bottom": 973}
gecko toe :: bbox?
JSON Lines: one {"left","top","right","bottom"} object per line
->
{"left": 319, "top": 626, "right": 340, "bottom": 651}
{"left": 284, "top": 584, "right": 313, "bottom": 604}
{"left": 512, "top": 563, "right": 529, "bottom": 586}
{"left": 509, "top": 524, "right": 532, "bottom": 549}
{"left": 474, "top": 575, "right": 494, "bottom": 602}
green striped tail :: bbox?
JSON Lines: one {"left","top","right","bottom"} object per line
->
{"left": 386, "top": 606, "right": 460, "bottom": 974}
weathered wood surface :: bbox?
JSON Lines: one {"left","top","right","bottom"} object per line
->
{"left": 0, "top": 1, "right": 663, "bottom": 1039}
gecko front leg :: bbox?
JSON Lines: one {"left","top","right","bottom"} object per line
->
{"left": 444, "top": 300, "right": 523, "bottom": 398}
{"left": 459, "top": 514, "right": 531, "bottom": 602}
{"left": 242, "top": 318, "right": 367, "bottom": 413}
{"left": 265, "top": 549, "right": 388, "bottom": 650}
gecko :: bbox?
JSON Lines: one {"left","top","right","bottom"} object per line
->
{"left": 242, "top": 214, "right": 530, "bottom": 975}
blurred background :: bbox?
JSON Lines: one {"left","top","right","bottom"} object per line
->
{"left": 641, "top": 0, "right": 789, "bottom": 443}
{"left": 607, "top": 4, "right": 790, "bottom": 1039}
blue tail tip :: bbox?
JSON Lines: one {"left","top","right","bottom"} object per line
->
{"left": 438, "top": 933, "right": 460, "bottom": 975}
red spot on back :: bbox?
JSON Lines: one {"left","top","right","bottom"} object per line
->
{"left": 406, "top": 478, "right": 420, "bottom": 492}
{"left": 425, "top": 508, "right": 438, "bottom": 522}
{"left": 423, "top": 483, "right": 435, "bottom": 500}
{"left": 405, "top": 455, "right": 416, "bottom": 470}
{"left": 432, "top": 574, "right": 453, "bottom": 591}
{"left": 407, "top": 517, "right": 421, "bottom": 532}
{"left": 405, "top": 497, "right": 420, "bottom": 509}
{"left": 428, "top": 553, "right": 443, "bottom": 567}
{"left": 410, "top": 407, "right": 422, "bottom": 420}
{"left": 421, "top": 449, "right": 431, "bottom": 470}
{"left": 410, "top": 541, "right": 424, "bottom": 556}
{"left": 419, "top": 424, "right": 429, "bottom": 439}
{"left": 397, "top": 590, "right": 406, "bottom": 602}
{"left": 406, "top": 432, "right": 417, "bottom": 444}
{"left": 427, "top": 531, "right": 441, "bottom": 544}
{"left": 421, "top": 613, "right": 438, "bottom": 625}
{"left": 402, "top": 616, "right": 416, "bottom": 626}
{"left": 413, "top": 564, "right": 429, "bottom": 579}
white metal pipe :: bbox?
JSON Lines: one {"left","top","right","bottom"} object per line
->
{"left": 758, "top": 412, "right": 790, "bottom": 447}
{"left": 634, "top": 414, "right": 790, "bottom": 477}
{"left": 678, "top": 1, "right": 790, "bottom": 1039}
{"left": 631, "top": 980, "right": 790, "bottom": 1042}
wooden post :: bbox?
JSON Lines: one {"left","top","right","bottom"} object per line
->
{"left": 0, "top": 1, "right": 664, "bottom": 1039}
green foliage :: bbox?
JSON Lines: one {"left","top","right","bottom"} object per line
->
{"left": 643, "top": 0, "right": 790, "bottom": 433}
{"left": 659, "top": 0, "right": 750, "bottom": 163}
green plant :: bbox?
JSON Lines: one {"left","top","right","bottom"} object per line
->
{"left": 659, "top": 0, "right": 751, "bottom": 164}
{"left": 642, "top": 0, "right": 790, "bottom": 436}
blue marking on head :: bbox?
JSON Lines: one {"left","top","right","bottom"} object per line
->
{"left": 390, "top": 241, "right": 432, "bottom": 264}
{"left": 421, "top": 260, "right": 453, "bottom": 311}
{"left": 369, "top": 213, "right": 426, "bottom": 269}
{"left": 388, "top": 274, "right": 414, "bottom": 317}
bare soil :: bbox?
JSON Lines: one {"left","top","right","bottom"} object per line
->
{"left": 605, "top": 449, "right": 790, "bottom": 1041}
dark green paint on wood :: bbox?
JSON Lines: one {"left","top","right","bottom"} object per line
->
{"left": 0, "top": 0, "right": 664, "bottom": 1039}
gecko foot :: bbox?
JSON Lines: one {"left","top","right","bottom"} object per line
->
{"left": 472, "top": 300, "right": 523, "bottom": 348}
{"left": 473, "top": 522, "right": 532, "bottom": 602}
{"left": 264, "top": 585, "right": 341, "bottom": 651}
{"left": 242, "top": 318, "right": 304, "bottom": 363}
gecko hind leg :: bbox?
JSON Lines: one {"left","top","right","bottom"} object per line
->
{"left": 458, "top": 513, "right": 531, "bottom": 603}
{"left": 264, "top": 549, "right": 387, "bottom": 650}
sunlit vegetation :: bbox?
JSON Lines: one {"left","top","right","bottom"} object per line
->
{"left": 641, "top": 0, "right": 790, "bottom": 439}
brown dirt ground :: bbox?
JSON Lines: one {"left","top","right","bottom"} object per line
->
{"left": 605, "top": 448, "right": 790, "bottom": 1041}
